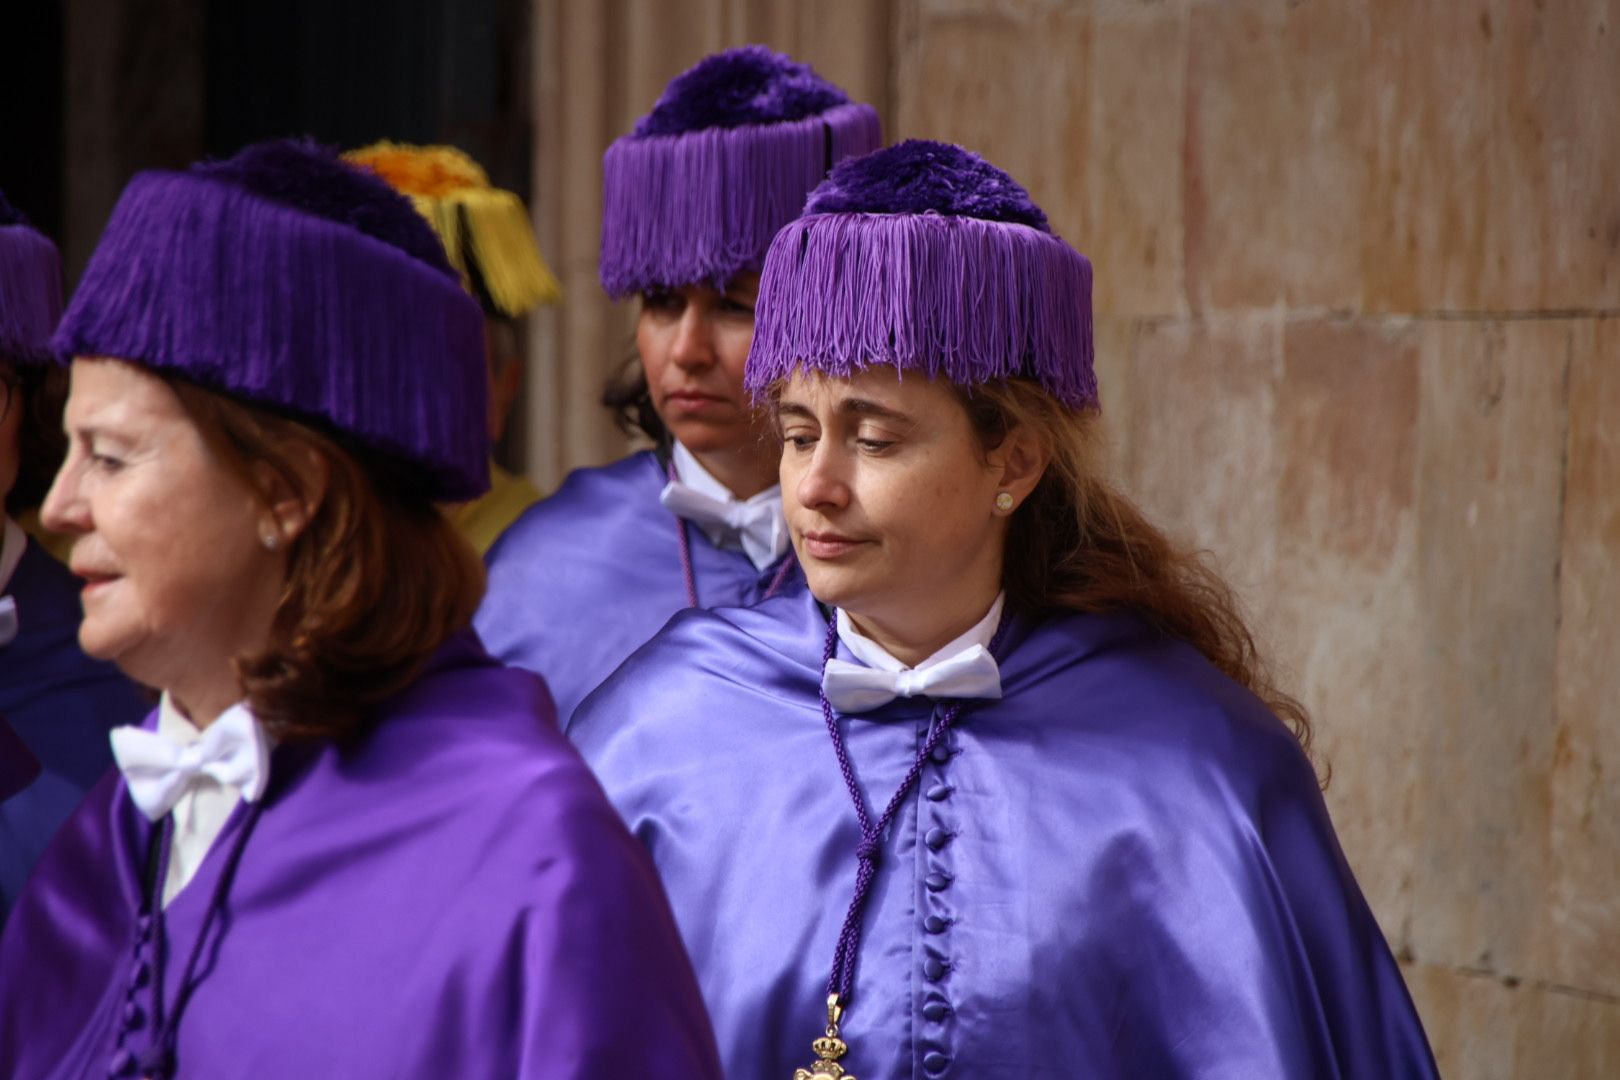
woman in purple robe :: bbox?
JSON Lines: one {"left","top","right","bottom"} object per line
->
{"left": 0, "top": 141, "right": 719, "bottom": 1079}
{"left": 571, "top": 142, "right": 1439, "bottom": 1078}
{"left": 0, "top": 191, "right": 149, "bottom": 923}
{"left": 474, "top": 46, "right": 881, "bottom": 722}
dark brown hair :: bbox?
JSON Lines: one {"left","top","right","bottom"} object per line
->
{"left": 3, "top": 360, "right": 69, "bottom": 516}
{"left": 166, "top": 377, "right": 485, "bottom": 743}
{"left": 601, "top": 352, "right": 669, "bottom": 445}
{"left": 962, "top": 379, "right": 1315, "bottom": 765}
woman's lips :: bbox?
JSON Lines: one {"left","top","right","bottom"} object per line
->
{"left": 73, "top": 569, "right": 119, "bottom": 595}
{"left": 663, "top": 390, "right": 730, "bottom": 413}
{"left": 800, "top": 531, "right": 868, "bottom": 560}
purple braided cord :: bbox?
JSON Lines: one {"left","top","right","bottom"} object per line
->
{"left": 139, "top": 799, "right": 267, "bottom": 1077}
{"left": 667, "top": 458, "right": 703, "bottom": 608}
{"left": 817, "top": 610, "right": 1008, "bottom": 1004}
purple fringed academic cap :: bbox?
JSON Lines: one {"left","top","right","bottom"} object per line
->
{"left": 746, "top": 140, "right": 1097, "bottom": 409}
{"left": 598, "top": 45, "right": 882, "bottom": 298}
{"left": 51, "top": 139, "right": 491, "bottom": 500}
{"left": 0, "top": 191, "right": 65, "bottom": 366}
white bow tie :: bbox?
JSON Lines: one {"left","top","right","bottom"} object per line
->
{"left": 110, "top": 704, "right": 270, "bottom": 821}
{"left": 659, "top": 481, "right": 789, "bottom": 570}
{"left": 822, "top": 645, "right": 1003, "bottom": 713}
{"left": 0, "top": 597, "right": 16, "bottom": 648}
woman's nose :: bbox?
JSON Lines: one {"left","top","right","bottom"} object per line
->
{"left": 794, "top": 442, "right": 850, "bottom": 511}
{"left": 669, "top": 306, "right": 717, "bottom": 371}
{"left": 39, "top": 457, "right": 87, "bottom": 535}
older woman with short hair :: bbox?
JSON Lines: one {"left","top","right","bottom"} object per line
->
{"left": 0, "top": 141, "right": 718, "bottom": 1079}
{"left": 571, "top": 141, "right": 1438, "bottom": 1078}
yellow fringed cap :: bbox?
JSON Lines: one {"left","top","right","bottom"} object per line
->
{"left": 345, "top": 141, "right": 561, "bottom": 316}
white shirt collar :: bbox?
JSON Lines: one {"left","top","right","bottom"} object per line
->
{"left": 670, "top": 441, "right": 780, "bottom": 509}
{"left": 151, "top": 693, "right": 270, "bottom": 906}
{"left": 836, "top": 592, "right": 1006, "bottom": 673}
{"left": 666, "top": 441, "right": 787, "bottom": 569}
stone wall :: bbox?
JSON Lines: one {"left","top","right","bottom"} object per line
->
{"left": 529, "top": 3, "right": 1620, "bottom": 1072}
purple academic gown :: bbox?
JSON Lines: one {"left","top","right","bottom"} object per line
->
{"left": 570, "top": 590, "right": 1439, "bottom": 1079}
{"left": 1, "top": 537, "right": 149, "bottom": 922}
{"left": 476, "top": 450, "right": 798, "bottom": 723}
{"left": 0, "top": 632, "right": 721, "bottom": 1079}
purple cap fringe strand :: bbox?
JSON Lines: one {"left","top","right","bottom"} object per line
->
{"left": 0, "top": 222, "right": 65, "bottom": 364}
{"left": 745, "top": 211, "right": 1097, "bottom": 408}
{"left": 53, "top": 168, "right": 490, "bottom": 500}
{"left": 599, "top": 102, "right": 881, "bottom": 297}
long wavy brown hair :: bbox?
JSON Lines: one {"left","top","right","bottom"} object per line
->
{"left": 168, "top": 377, "right": 485, "bottom": 743}
{"left": 962, "top": 378, "right": 1315, "bottom": 764}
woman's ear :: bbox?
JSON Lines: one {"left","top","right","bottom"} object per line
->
{"left": 988, "top": 423, "right": 1050, "bottom": 510}
{"left": 255, "top": 442, "right": 330, "bottom": 546}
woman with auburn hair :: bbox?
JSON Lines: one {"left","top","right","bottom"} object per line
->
{"left": 0, "top": 191, "right": 148, "bottom": 924}
{"left": 474, "top": 45, "right": 881, "bottom": 724}
{"left": 0, "top": 141, "right": 718, "bottom": 1079}
{"left": 571, "top": 142, "right": 1438, "bottom": 1078}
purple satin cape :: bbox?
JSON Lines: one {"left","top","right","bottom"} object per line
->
{"left": 475, "top": 449, "right": 799, "bottom": 722}
{"left": 570, "top": 590, "right": 1438, "bottom": 1079}
{"left": 0, "top": 538, "right": 149, "bottom": 923}
{"left": 0, "top": 631, "right": 721, "bottom": 1078}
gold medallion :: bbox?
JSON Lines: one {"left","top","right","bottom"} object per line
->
{"left": 794, "top": 995, "right": 858, "bottom": 1080}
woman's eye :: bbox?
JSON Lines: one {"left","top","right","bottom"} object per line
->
{"left": 782, "top": 432, "right": 817, "bottom": 450}
{"left": 641, "top": 290, "right": 680, "bottom": 314}
{"left": 856, "top": 437, "right": 895, "bottom": 453}
{"left": 721, "top": 297, "right": 756, "bottom": 317}
{"left": 88, "top": 453, "right": 125, "bottom": 472}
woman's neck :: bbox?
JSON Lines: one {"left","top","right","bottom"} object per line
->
{"left": 846, "top": 585, "right": 1002, "bottom": 669}
{"left": 681, "top": 441, "right": 781, "bottom": 500}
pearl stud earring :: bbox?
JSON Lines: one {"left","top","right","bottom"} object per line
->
{"left": 994, "top": 492, "right": 1015, "bottom": 513}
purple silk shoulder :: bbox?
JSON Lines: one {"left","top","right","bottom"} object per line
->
{"left": 475, "top": 449, "right": 800, "bottom": 723}
{"left": 0, "top": 631, "right": 721, "bottom": 1078}
{"left": 0, "top": 539, "right": 149, "bottom": 922}
{"left": 571, "top": 590, "right": 1439, "bottom": 1079}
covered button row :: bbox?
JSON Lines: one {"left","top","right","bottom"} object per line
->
{"left": 919, "top": 730, "right": 957, "bottom": 1075}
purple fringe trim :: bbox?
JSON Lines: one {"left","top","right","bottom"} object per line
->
{"left": 0, "top": 223, "right": 65, "bottom": 364}
{"left": 52, "top": 171, "right": 490, "bottom": 500}
{"left": 599, "top": 102, "right": 881, "bottom": 298}
{"left": 745, "top": 213, "right": 1097, "bottom": 408}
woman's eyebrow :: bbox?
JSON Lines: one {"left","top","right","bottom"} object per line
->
{"left": 839, "top": 398, "right": 911, "bottom": 423}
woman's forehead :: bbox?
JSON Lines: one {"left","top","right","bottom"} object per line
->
{"left": 779, "top": 365, "right": 956, "bottom": 413}
{"left": 65, "top": 358, "right": 184, "bottom": 428}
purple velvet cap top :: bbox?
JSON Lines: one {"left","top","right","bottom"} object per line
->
{"left": 0, "top": 191, "right": 66, "bottom": 365}
{"left": 52, "top": 140, "right": 491, "bottom": 501}
{"left": 745, "top": 140, "right": 1097, "bottom": 409}
{"left": 599, "top": 45, "right": 882, "bottom": 299}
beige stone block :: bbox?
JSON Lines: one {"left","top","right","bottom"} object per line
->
{"left": 1406, "top": 322, "right": 1569, "bottom": 981}
{"left": 619, "top": 1, "right": 727, "bottom": 132}
{"left": 1089, "top": 4, "right": 1188, "bottom": 317}
{"left": 896, "top": 7, "right": 1091, "bottom": 245}
{"left": 1108, "top": 315, "right": 1281, "bottom": 597}
{"left": 796, "top": 1, "right": 895, "bottom": 121}
{"left": 1543, "top": 320, "right": 1620, "bottom": 995}
{"left": 1267, "top": 318, "right": 1425, "bottom": 935}
{"left": 1276, "top": 320, "right": 1421, "bottom": 566}
{"left": 1404, "top": 961, "right": 1620, "bottom": 1080}
{"left": 1362, "top": 3, "right": 1620, "bottom": 313}
{"left": 1183, "top": 1, "right": 1371, "bottom": 312}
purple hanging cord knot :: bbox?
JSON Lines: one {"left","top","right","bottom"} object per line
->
{"left": 817, "top": 607, "right": 1012, "bottom": 1005}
